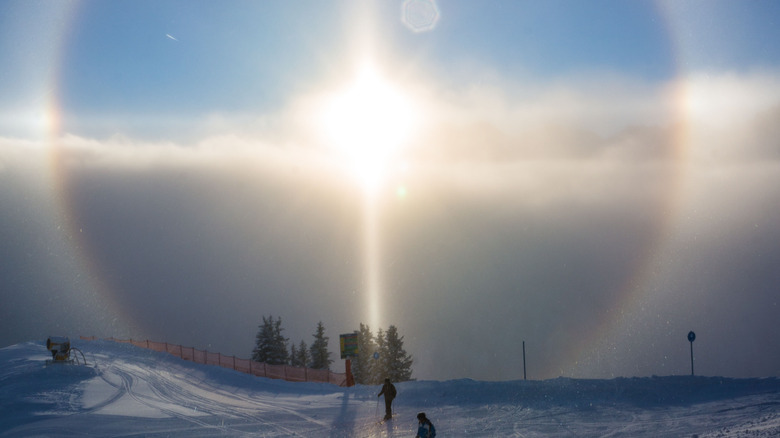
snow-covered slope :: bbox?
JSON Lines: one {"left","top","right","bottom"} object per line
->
{"left": 1, "top": 340, "right": 778, "bottom": 437}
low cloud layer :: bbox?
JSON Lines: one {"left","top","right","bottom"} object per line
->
{"left": 2, "top": 71, "right": 779, "bottom": 380}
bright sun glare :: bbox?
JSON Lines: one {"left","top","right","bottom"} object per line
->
{"left": 313, "top": 59, "right": 419, "bottom": 330}
{"left": 319, "top": 60, "right": 417, "bottom": 193}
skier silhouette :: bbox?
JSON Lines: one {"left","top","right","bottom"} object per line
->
{"left": 377, "top": 378, "right": 396, "bottom": 420}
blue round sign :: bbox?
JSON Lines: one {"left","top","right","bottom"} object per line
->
{"left": 688, "top": 331, "right": 696, "bottom": 342}
{"left": 373, "top": 352, "right": 380, "bottom": 360}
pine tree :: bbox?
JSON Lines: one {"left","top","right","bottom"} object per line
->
{"left": 373, "top": 327, "right": 388, "bottom": 384}
{"left": 383, "top": 325, "right": 413, "bottom": 382}
{"left": 289, "top": 343, "right": 299, "bottom": 366}
{"left": 252, "top": 315, "right": 275, "bottom": 363}
{"left": 353, "top": 323, "right": 377, "bottom": 385}
{"left": 295, "top": 340, "right": 310, "bottom": 368}
{"left": 251, "top": 315, "right": 288, "bottom": 365}
{"left": 269, "top": 316, "right": 289, "bottom": 365}
{"left": 308, "top": 321, "right": 333, "bottom": 370}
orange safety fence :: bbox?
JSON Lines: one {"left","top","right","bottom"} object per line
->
{"left": 80, "top": 336, "right": 347, "bottom": 386}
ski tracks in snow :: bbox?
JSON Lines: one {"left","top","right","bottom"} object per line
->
{"left": 90, "top": 360, "right": 330, "bottom": 436}
{"left": 443, "top": 396, "right": 780, "bottom": 438}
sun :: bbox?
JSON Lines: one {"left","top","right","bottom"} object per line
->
{"left": 318, "top": 60, "right": 417, "bottom": 193}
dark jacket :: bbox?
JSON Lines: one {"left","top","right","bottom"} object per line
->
{"left": 378, "top": 381, "right": 396, "bottom": 400}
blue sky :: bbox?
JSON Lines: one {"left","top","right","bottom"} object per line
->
{"left": 3, "top": 1, "right": 779, "bottom": 138}
{"left": 1, "top": 1, "right": 779, "bottom": 381}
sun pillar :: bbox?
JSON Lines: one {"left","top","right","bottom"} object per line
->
{"left": 314, "top": 57, "right": 418, "bottom": 332}
{"left": 364, "top": 190, "right": 382, "bottom": 330}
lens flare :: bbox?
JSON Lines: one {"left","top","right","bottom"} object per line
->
{"left": 402, "top": 0, "right": 440, "bottom": 33}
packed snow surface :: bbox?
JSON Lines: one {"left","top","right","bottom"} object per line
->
{"left": 1, "top": 340, "right": 778, "bottom": 437}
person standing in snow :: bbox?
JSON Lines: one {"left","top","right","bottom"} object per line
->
{"left": 416, "top": 412, "right": 436, "bottom": 437}
{"left": 377, "top": 378, "right": 397, "bottom": 420}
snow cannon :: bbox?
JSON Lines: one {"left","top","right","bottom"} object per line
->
{"left": 46, "top": 336, "right": 71, "bottom": 361}
{"left": 45, "top": 337, "right": 87, "bottom": 365}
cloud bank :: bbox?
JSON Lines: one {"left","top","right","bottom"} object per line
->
{"left": 1, "top": 70, "right": 779, "bottom": 380}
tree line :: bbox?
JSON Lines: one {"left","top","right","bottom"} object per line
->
{"left": 251, "top": 316, "right": 333, "bottom": 370}
{"left": 251, "top": 316, "right": 413, "bottom": 383}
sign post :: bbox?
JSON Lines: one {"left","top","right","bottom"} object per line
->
{"left": 687, "top": 331, "right": 696, "bottom": 376}
{"left": 340, "top": 333, "right": 359, "bottom": 387}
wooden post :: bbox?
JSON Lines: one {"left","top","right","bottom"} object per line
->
{"left": 345, "top": 359, "right": 355, "bottom": 387}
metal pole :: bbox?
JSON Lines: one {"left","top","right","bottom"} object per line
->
{"left": 687, "top": 331, "right": 696, "bottom": 377}
{"left": 522, "top": 341, "right": 527, "bottom": 380}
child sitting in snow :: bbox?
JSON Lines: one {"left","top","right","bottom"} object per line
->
{"left": 416, "top": 412, "right": 436, "bottom": 437}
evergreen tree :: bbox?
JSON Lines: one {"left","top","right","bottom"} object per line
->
{"left": 270, "top": 316, "right": 289, "bottom": 365}
{"left": 289, "top": 343, "right": 299, "bottom": 366}
{"left": 251, "top": 315, "right": 288, "bottom": 365}
{"left": 308, "top": 321, "right": 333, "bottom": 370}
{"left": 352, "top": 323, "right": 377, "bottom": 385}
{"left": 252, "top": 315, "right": 275, "bottom": 363}
{"left": 373, "top": 327, "right": 388, "bottom": 384}
{"left": 295, "top": 340, "right": 310, "bottom": 368}
{"left": 384, "top": 325, "right": 413, "bottom": 382}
